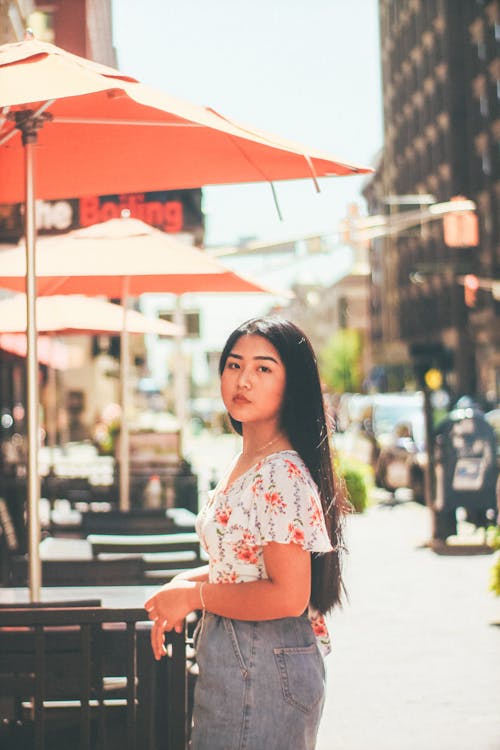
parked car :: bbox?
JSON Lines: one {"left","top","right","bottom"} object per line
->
{"left": 335, "top": 394, "right": 378, "bottom": 466}
{"left": 337, "top": 392, "right": 426, "bottom": 502}
{"left": 485, "top": 409, "right": 500, "bottom": 465}
{"left": 484, "top": 409, "right": 500, "bottom": 517}
{"left": 374, "top": 412, "right": 426, "bottom": 503}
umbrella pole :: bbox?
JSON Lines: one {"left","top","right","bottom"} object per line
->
{"left": 173, "top": 297, "right": 188, "bottom": 450}
{"left": 119, "top": 285, "right": 131, "bottom": 511}
{"left": 47, "top": 334, "right": 58, "bottom": 468}
{"left": 12, "top": 108, "right": 52, "bottom": 600}
{"left": 24, "top": 140, "right": 41, "bottom": 600}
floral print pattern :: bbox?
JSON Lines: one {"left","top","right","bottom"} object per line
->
{"left": 264, "top": 489, "right": 287, "bottom": 514}
{"left": 195, "top": 450, "right": 333, "bottom": 655}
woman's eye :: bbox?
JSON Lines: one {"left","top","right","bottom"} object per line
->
{"left": 227, "top": 361, "right": 239, "bottom": 370}
{"left": 258, "top": 365, "right": 271, "bottom": 373}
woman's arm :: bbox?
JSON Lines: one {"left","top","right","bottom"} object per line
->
{"left": 145, "top": 542, "right": 310, "bottom": 659}
{"left": 202, "top": 542, "right": 311, "bottom": 619}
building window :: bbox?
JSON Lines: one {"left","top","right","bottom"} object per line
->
{"left": 159, "top": 310, "right": 200, "bottom": 338}
{"left": 27, "top": 10, "right": 55, "bottom": 43}
{"left": 482, "top": 150, "right": 492, "bottom": 175}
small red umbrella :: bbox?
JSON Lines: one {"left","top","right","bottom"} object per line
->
{"left": 0, "top": 293, "right": 181, "bottom": 455}
{"left": 0, "top": 333, "right": 81, "bottom": 369}
{"left": 0, "top": 217, "right": 283, "bottom": 296}
{"left": 0, "top": 293, "right": 182, "bottom": 335}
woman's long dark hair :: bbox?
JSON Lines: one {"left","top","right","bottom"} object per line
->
{"left": 219, "top": 317, "right": 348, "bottom": 614}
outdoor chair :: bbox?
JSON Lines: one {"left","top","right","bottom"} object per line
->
{"left": 87, "top": 531, "right": 204, "bottom": 581}
{"left": 81, "top": 508, "right": 187, "bottom": 536}
{"left": 0, "top": 496, "right": 23, "bottom": 583}
{"left": 0, "top": 605, "right": 188, "bottom": 750}
{"left": 5, "top": 554, "right": 146, "bottom": 587}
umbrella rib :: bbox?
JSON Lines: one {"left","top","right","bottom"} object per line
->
{"left": 0, "top": 124, "right": 17, "bottom": 146}
{"left": 0, "top": 105, "right": 9, "bottom": 131}
{"left": 54, "top": 117, "right": 203, "bottom": 127}
{"left": 304, "top": 155, "right": 321, "bottom": 193}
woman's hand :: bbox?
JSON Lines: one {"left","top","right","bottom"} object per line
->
{"left": 144, "top": 580, "right": 199, "bottom": 660}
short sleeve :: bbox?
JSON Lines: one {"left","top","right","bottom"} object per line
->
{"left": 250, "top": 454, "right": 333, "bottom": 554}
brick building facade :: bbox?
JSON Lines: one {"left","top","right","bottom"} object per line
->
{"left": 364, "top": 0, "right": 499, "bottom": 404}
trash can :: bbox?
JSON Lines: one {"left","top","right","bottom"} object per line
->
{"left": 433, "top": 400, "right": 498, "bottom": 540}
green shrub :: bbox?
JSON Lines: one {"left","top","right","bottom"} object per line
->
{"left": 486, "top": 525, "right": 500, "bottom": 550}
{"left": 489, "top": 555, "right": 500, "bottom": 597}
{"left": 487, "top": 526, "right": 500, "bottom": 597}
{"left": 339, "top": 461, "right": 369, "bottom": 513}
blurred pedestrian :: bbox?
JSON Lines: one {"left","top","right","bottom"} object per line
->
{"left": 145, "top": 317, "right": 348, "bottom": 750}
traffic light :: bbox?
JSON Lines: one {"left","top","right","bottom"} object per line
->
{"left": 464, "top": 274, "right": 479, "bottom": 308}
{"left": 410, "top": 342, "right": 454, "bottom": 388}
{"left": 424, "top": 368, "right": 443, "bottom": 391}
{"left": 443, "top": 196, "right": 479, "bottom": 247}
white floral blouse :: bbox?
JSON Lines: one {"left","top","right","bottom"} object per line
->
{"left": 195, "top": 449, "right": 333, "bottom": 655}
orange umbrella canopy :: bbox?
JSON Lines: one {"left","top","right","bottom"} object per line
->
{"left": 0, "top": 294, "right": 182, "bottom": 335}
{"left": 0, "top": 217, "right": 282, "bottom": 297}
{"left": 0, "top": 38, "right": 370, "bottom": 203}
{"left": 0, "top": 334, "right": 82, "bottom": 369}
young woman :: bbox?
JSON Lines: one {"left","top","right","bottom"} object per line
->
{"left": 145, "top": 317, "right": 348, "bottom": 750}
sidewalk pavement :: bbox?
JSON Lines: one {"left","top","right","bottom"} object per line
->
{"left": 316, "top": 501, "right": 500, "bottom": 750}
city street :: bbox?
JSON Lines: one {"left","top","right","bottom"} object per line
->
{"left": 316, "top": 500, "right": 500, "bottom": 750}
{"left": 0, "top": 5, "right": 498, "bottom": 750}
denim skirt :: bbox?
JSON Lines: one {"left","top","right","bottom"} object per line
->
{"left": 189, "top": 612, "right": 326, "bottom": 750}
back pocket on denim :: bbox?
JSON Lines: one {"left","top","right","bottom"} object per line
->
{"left": 273, "top": 643, "right": 325, "bottom": 713}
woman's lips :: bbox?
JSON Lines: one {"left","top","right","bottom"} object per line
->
{"left": 233, "top": 394, "right": 251, "bottom": 404}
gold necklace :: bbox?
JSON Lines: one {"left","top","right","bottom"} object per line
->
{"left": 244, "top": 433, "right": 283, "bottom": 458}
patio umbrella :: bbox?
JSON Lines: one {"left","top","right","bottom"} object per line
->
{"left": 0, "top": 333, "right": 82, "bottom": 369}
{"left": 0, "top": 39, "right": 369, "bottom": 204}
{"left": 0, "top": 293, "right": 182, "bottom": 335}
{"left": 0, "top": 37, "right": 370, "bottom": 599}
{"left": 0, "top": 293, "right": 181, "bottom": 469}
{"left": 0, "top": 217, "right": 283, "bottom": 296}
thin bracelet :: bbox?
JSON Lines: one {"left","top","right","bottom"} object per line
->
{"left": 199, "top": 581, "right": 207, "bottom": 611}
{"left": 197, "top": 582, "right": 207, "bottom": 644}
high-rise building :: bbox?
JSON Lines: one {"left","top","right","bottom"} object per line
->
{"left": 0, "top": 1, "right": 116, "bottom": 65}
{"left": 28, "top": 0, "right": 116, "bottom": 66}
{"left": 364, "top": 0, "right": 499, "bottom": 405}
{"left": 0, "top": 1, "right": 34, "bottom": 43}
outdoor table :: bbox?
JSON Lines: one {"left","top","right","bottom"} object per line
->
{"left": 4, "top": 532, "right": 204, "bottom": 587}
{"left": 48, "top": 505, "right": 197, "bottom": 538}
{"left": 40, "top": 537, "right": 93, "bottom": 560}
{"left": 0, "top": 584, "right": 159, "bottom": 607}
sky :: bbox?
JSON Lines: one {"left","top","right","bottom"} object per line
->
{"left": 111, "top": 0, "right": 383, "bottom": 247}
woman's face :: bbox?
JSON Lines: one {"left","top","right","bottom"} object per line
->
{"left": 221, "top": 334, "right": 287, "bottom": 429}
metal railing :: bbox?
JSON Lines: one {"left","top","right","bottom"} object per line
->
{"left": 0, "top": 606, "right": 187, "bottom": 750}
